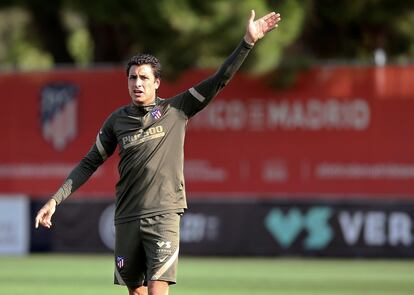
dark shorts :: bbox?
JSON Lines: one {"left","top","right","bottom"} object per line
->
{"left": 114, "top": 213, "right": 181, "bottom": 287}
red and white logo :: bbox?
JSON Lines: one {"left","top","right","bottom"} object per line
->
{"left": 40, "top": 82, "right": 79, "bottom": 151}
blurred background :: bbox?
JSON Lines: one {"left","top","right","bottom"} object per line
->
{"left": 1, "top": 1, "right": 414, "bottom": 293}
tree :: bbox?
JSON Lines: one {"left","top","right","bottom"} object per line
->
{"left": 66, "top": 0, "right": 305, "bottom": 77}
{"left": 298, "top": 0, "right": 414, "bottom": 62}
{"left": 0, "top": 0, "right": 304, "bottom": 76}
{"left": 2, "top": 0, "right": 414, "bottom": 75}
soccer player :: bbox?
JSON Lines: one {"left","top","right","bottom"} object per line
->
{"left": 35, "top": 9, "right": 281, "bottom": 295}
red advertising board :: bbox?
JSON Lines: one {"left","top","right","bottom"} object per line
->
{"left": 1, "top": 66, "right": 414, "bottom": 198}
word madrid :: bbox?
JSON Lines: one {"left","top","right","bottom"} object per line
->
{"left": 190, "top": 98, "right": 370, "bottom": 131}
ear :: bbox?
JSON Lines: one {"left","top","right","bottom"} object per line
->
{"left": 155, "top": 78, "right": 161, "bottom": 90}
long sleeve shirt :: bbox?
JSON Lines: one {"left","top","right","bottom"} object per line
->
{"left": 52, "top": 39, "right": 254, "bottom": 224}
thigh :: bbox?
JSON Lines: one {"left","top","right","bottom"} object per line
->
{"left": 140, "top": 213, "right": 181, "bottom": 284}
{"left": 114, "top": 220, "right": 146, "bottom": 287}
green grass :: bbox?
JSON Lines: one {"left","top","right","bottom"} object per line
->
{"left": 0, "top": 255, "right": 413, "bottom": 295}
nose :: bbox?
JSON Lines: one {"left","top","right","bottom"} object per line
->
{"left": 135, "top": 78, "right": 142, "bottom": 87}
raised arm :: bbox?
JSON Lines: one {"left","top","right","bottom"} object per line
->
{"left": 170, "top": 9, "right": 281, "bottom": 117}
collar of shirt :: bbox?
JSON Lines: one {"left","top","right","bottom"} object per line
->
{"left": 129, "top": 97, "right": 160, "bottom": 115}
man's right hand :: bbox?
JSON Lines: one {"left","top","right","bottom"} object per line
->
{"left": 35, "top": 199, "right": 57, "bottom": 229}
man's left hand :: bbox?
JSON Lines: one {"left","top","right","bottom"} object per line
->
{"left": 244, "top": 10, "right": 281, "bottom": 45}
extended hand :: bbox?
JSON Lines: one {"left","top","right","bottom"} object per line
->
{"left": 244, "top": 10, "right": 281, "bottom": 45}
{"left": 35, "top": 199, "right": 57, "bottom": 229}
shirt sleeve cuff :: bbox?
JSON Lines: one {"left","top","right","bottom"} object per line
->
{"left": 243, "top": 37, "right": 255, "bottom": 48}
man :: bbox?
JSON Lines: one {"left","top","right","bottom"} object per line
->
{"left": 35, "top": 9, "right": 281, "bottom": 295}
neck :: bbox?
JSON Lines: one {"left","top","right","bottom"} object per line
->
{"left": 132, "top": 98, "right": 156, "bottom": 107}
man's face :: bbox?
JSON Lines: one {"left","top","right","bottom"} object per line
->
{"left": 128, "top": 64, "right": 160, "bottom": 106}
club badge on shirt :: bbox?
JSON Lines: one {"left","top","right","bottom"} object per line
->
{"left": 116, "top": 256, "right": 125, "bottom": 269}
{"left": 151, "top": 107, "right": 162, "bottom": 120}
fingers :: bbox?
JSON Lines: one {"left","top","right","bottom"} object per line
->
{"left": 265, "top": 12, "right": 280, "bottom": 24}
{"left": 43, "top": 213, "right": 52, "bottom": 228}
{"left": 271, "top": 13, "right": 281, "bottom": 27}
{"left": 35, "top": 209, "right": 45, "bottom": 229}
{"left": 37, "top": 217, "right": 52, "bottom": 228}
{"left": 262, "top": 12, "right": 281, "bottom": 33}
{"left": 35, "top": 209, "right": 52, "bottom": 229}
{"left": 35, "top": 212, "right": 45, "bottom": 228}
{"left": 263, "top": 11, "right": 277, "bottom": 20}
{"left": 249, "top": 9, "right": 256, "bottom": 23}
{"left": 35, "top": 215, "right": 40, "bottom": 229}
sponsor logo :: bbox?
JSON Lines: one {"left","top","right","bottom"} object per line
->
{"left": 265, "top": 207, "right": 333, "bottom": 250}
{"left": 180, "top": 213, "right": 220, "bottom": 243}
{"left": 40, "top": 82, "right": 79, "bottom": 150}
{"left": 262, "top": 160, "right": 288, "bottom": 183}
{"left": 265, "top": 206, "right": 414, "bottom": 251}
{"left": 156, "top": 240, "right": 173, "bottom": 257}
{"left": 122, "top": 126, "right": 165, "bottom": 149}
{"left": 338, "top": 210, "right": 414, "bottom": 247}
{"left": 158, "top": 256, "right": 168, "bottom": 263}
{"left": 157, "top": 241, "right": 172, "bottom": 249}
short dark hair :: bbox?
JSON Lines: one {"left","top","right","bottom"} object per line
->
{"left": 125, "top": 54, "right": 162, "bottom": 79}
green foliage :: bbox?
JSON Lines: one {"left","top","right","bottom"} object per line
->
{"left": 393, "top": 10, "right": 414, "bottom": 61}
{"left": 1, "top": 0, "right": 414, "bottom": 75}
{"left": 0, "top": 7, "right": 53, "bottom": 70}
{"left": 63, "top": 10, "right": 93, "bottom": 66}
{"left": 0, "top": 0, "right": 301, "bottom": 76}
{"left": 244, "top": 0, "right": 308, "bottom": 74}
{"left": 301, "top": 0, "right": 414, "bottom": 61}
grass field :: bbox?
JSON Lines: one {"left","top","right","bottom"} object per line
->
{"left": 0, "top": 255, "right": 413, "bottom": 295}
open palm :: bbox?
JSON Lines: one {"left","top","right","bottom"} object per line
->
{"left": 245, "top": 10, "right": 281, "bottom": 44}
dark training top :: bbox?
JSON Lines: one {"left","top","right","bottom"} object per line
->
{"left": 52, "top": 39, "right": 253, "bottom": 224}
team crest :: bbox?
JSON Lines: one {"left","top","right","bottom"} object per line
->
{"left": 150, "top": 107, "right": 162, "bottom": 120}
{"left": 40, "top": 82, "right": 79, "bottom": 151}
{"left": 116, "top": 256, "right": 125, "bottom": 269}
